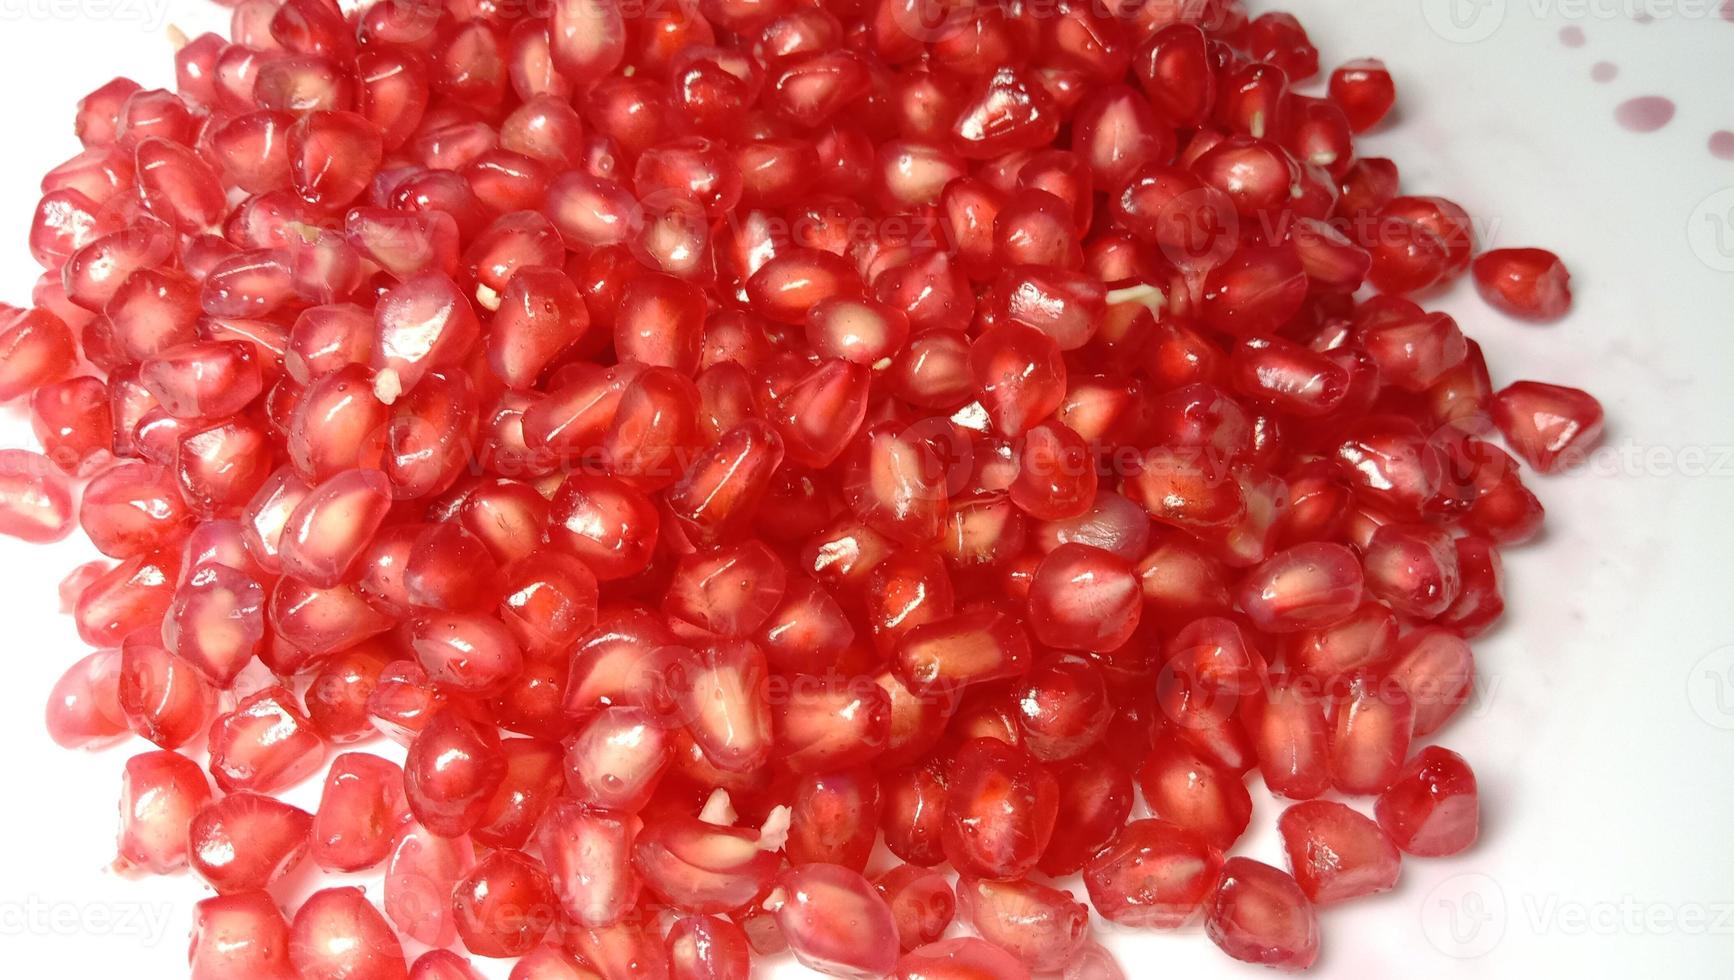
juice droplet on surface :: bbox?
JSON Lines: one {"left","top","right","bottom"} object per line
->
{"left": 1590, "top": 62, "right": 1618, "bottom": 83}
{"left": 1559, "top": 26, "right": 1586, "bottom": 47}
{"left": 1710, "top": 131, "right": 1734, "bottom": 161}
{"left": 1615, "top": 96, "right": 1676, "bottom": 133}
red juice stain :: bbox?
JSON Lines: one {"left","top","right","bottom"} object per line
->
{"left": 1711, "top": 131, "right": 1734, "bottom": 161}
{"left": 1615, "top": 96, "right": 1676, "bottom": 133}
{"left": 1559, "top": 25, "right": 1586, "bottom": 46}
{"left": 1591, "top": 62, "right": 1618, "bottom": 83}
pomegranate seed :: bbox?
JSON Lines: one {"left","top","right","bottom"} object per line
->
{"left": 114, "top": 749, "right": 211, "bottom": 875}
{"left": 1041, "top": 755, "right": 1135, "bottom": 875}
{"left": 1472, "top": 247, "right": 1572, "bottom": 321}
{"left": 1278, "top": 800, "right": 1402, "bottom": 904}
{"left": 1491, "top": 380, "right": 1605, "bottom": 473}
{"left": 666, "top": 915, "right": 752, "bottom": 980}
{"left": 452, "top": 850, "right": 558, "bottom": 958}
{"left": 1084, "top": 818, "right": 1220, "bottom": 928}
{"left": 411, "top": 951, "right": 483, "bottom": 980}
{"left": 787, "top": 768, "right": 882, "bottom": 871}
{"left": 290, "top": 887, "right": 409, "bottom": 980}
{"left": 1363, "top": 523, "right": 1461, "bottom": 619}
{"left": 881, "top": 763, "right": 948, "bottom": 868}
{"left": 45, "top": 648, "right": 128, "bottom": 750}
{"left": 895, "top": 938, "right": 1031, "bottom": 980}
{"left": 209, "top": 685, "right": 327, "bottom": 793}
{"left": 957, "top": 877, "right": 1088, "bottom": 972}
{"left": 764, "top": 863, "right": 900, "bottom": 978}
{"left": 566, "top": 705, "right": 673, "bottom": 810}
{"left": 1138, "top": 739, "right": 1251, "bottom": 849}
{"left": 189, "top": 791, "right": 313, "bottom": 894}
{"left": 633, "top": 813, "right": 780, "bottom": 913}
{"left": 405, "top": 709, "right": 506, "bottom": 837}
{"left": 1375, "top": 745, "right": 1480, "bottom": 856}
{"left": 942, "top": 738, "right": 1058, "bottom": 880}
{"left": 311, "top": 753, "right": 409, "bottom": 873}
{"left": 190, "top": 892, "right": 297, "bottom": 980}
{"left": 873, "top": 865, "right": 955, "bottom": 952}
{"left": 385, "top": 821, "right": 476, "bottom": 947}
{"left": 537, "top": 800, "right": 641, "bottom": 928}
{"left": 1204, "top": 858, "right": 1321, "bottom": 970}
{"left": 1328, "top": 59, "right": 1396, "bottom": 132}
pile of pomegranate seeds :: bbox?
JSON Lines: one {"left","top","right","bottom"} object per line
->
{"left": 17, "top": 0, "right": 1608, "bottom": 976}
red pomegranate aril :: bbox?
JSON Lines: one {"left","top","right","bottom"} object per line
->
{"left": 385, "top": 821, "right": 475, "bottom": 948}
{"left": 1026, "top": 544, "right": 1142, "bottom": 652}
{"left": 1327, "top": 58, "right": 1396, "bottom": 132}
{"left": 1238, "top": 542, "right": 1364, "bottom": 633}
{"left": 881, "top": 763, "right": 948, "bottom": 868}
{"left": 1138, "top": 738, "right": 1252, "bottom": 850}
{"left": 566, "top": 705, "right": 673, "bottom": 810}
{"left": 114, "top": 749, "right": 211, "bottom": 875}
{"left": 373, "top": 273, "right": 481, "bottom": 399}
{"left": 895, "top": 607, "right": 1030, "bottom": 695}
{"left": 894, "top": 938, "right": 1031, "bottom": 980}
{"left": 1376, "top": 745, "right": 1480, "bottom": 856}
{"left": 1363, "top": 523, "right": 1462, "bottom": 619}
{"left": 941, "top": 738, "right": 1058, "bottom": 880}
{"left": 1491, "top": 380, "right": 1604, "bottom": 473}
{"left": 649, "top": 916, "right": 744, "bottom": 980}
{"left": 209, "top": 686, "right": 327, "bottom": 794}
{"left": 873, "top": 865, "right": 955, "bottom": 952}
{"left": 547, "top": 473, "right": 660, "bottom": 580}
{"left": 775, "top": 675, "right": 893, "bottom": 774}
{"left": 1245, "top": 673, "right": 1331, "bottom": 800}
{"left": 404, "top": 710, "right": 506, "bottom": 837}
{"left": 763, "top": 863, "right": 900, "bottom": 979}
{"left": 507, "top": 946, "right": 597, "bottom": 980}
{"left": 290, "top": 111, "right": 385, "bottom": 208}
{"left": 787, "top": 768, "right": 882, "bottom": 871}
{"left": 956, "top": 877, "right": 1088, "bottom": 973}
{"left": 1328, "top": 673, "right": 1415, "bottom": 795}
{"left": 1473, "top": 247, "right": 1572, "bottom": 321}
{"left": 410, "top": 950, "right": 483, "bottom": 980}
{"left": 1279, "top": 800, "right": 1402, "bottom": 905}
{"left": 1083, "top": 818, "right": 1220, "bottom": 928}
{"left": 189, "top": 791, "right": 314, "bottom": 894}
{"left": 191, "top": 892, "right": 297, "bottom": 980}
{"left": 537, "top": 801, "right": 641, "bottom": 929}
{"left": 306, "top": 643, "right": 391, "bottom": 744}
{"left": 1036, "top": 744, "right": 1132, "bottom": 868}
{"left": 633, "top": 813, "right": 779, "bottom": 914}
{"left": 1387, "top": 626, "right": 1476, "bottom": 735}
{"left": 311, "top": 753, "right": 408, "bottom": 873}
{"left": 271, "top": 576, "right": 396, "bottom": 657}
{"left": 161, "top": 561, "right": 265, "bottom": 687}
{"left": 45, "top": 648, "right": 127, "bottom": 750}
{"left": 453, "top": 850, "right": 559, "bottom": 959}
{"left": 139, "top": 341, "right": 263, "bottom": 420}
{"left": 279, "top": 469, "right": 394, "bottom": 589}
{"left": 1205, "top": 858, "right": 1321, "bottom": 970}
{"left": 289, "top": 888, "right": 409, "bottom": 980}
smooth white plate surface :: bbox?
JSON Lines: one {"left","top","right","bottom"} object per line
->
{"left": 0, "top": 2, "right": 1731, "bottom": 977}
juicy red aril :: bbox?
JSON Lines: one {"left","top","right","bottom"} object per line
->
{"left": 1205, "top": 858, "right": 1322, "bottom": 971}
{"left": 19, "top": 6, "right": 1594, "bottom": 979}
{"left": 1376, "top": 745, "right": 1482, "bottom": 856}
{"left": 1279, "top": 800, "right": 1402, "bottom": 904}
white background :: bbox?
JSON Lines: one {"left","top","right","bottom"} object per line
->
{"left": 0, "top": 1, "right": 1732, "bottom": 977}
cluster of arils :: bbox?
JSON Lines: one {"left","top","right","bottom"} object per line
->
{"left": 18, "top": 0, "right": 1607, "bottom": 977}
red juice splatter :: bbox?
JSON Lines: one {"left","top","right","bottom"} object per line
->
{"left": 1711, "top": 131, "right": 1734, "bottom": 161}
{"left": 1559, "top": 25, "right": 1586, "bottom": 46}
{"left": 1616, "top": 96, "right": 1676, "bottom": 133}
{"left": 1590, "top": 62, "right": 1618, "bottom": 83}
